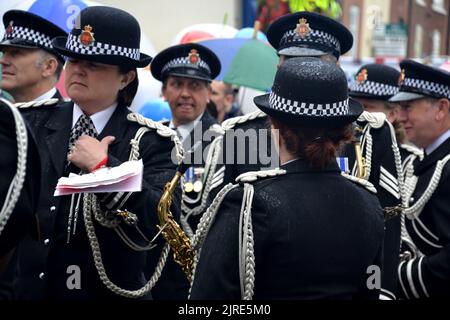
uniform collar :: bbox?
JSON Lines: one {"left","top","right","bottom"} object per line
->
{"left": 169, "top": 112, "right": 204, "bottom": 142}
{"left": 280, "top": 158, "right": 340, "bottom": 173}
{"left": 72, "top": 102, "right": 118, "bottom": 134}
{"left": 426, "top": 129, "right": 450, "bottom": 156}
{"left": 34, "top": 87, "right": 57, "bottom": 101}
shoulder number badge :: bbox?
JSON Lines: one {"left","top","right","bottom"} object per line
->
{"left": 296, "top": 18, "right": 310, "bottom": 38}
{"left": 79, "top": 25, "right": 95, "bottom": 47}
{"left": 356, "top": 69, "right": 368, "bottom": 84}
{"left": 188, "top": 49, "right": 200, "bottom": 65}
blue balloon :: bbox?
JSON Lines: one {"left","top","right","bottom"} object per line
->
{"left": 28, "top": 0, "right": 88, "bottom": 33}
{"left": 138, "top": 99, "right": 172, "bottom": 122}
{"left": 235, "top": 27, "right": 268, "bottom": 42}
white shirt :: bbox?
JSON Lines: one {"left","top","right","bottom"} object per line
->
{"left": 34, "top": 87, "right": 57, "bottom": 101}
{"left": 72, "top": 103, "right": 118, "bottom": 134}
{"left": 426, "top": 129, "right": 450, "bottom": 156}
{"left": 169, "top": 113, "right": 204, "bottom": 142}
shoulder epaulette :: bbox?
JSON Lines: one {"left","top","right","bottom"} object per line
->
{"left": 341, "top": 172, "right": 377, "bottom": 193}
{"left": 400, "top": 143, "right": 424, "bottom": 158}
{"left": 222, "top": 110, "right": 267, "bottom": 131}
{"left": 357, "top": 111, "right": 386, "bottom": 129}
{"left": 236, "top": 168, "right": 286, "bottom": 183}
{"left": 14, "top": 98, "right": 59, "bottom": 109}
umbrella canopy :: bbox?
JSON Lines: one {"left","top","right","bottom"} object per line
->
{"left": 199, "top": 37, "right": 278, "bottom": 91}
{"left": 171, "top": 23, "right": 238, "bottom": 45}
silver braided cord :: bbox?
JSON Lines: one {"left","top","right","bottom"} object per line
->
{"left": 189, "top": 168, "right": 286, "bottom": 299}
{"left": 81, "top": 114, "right": 183, "bottom": 297}
{"left": 341, "top": 172, "right": 377, "bottom": 193}
{"left": 386, "top": 120, "right": 406, "bottom": 202}
{"left": 127, "top": 112, "right": 184, "bottom": 164}
{"left": 402, "top": 154, "right": 450, "bottom": 220}
{"left": 0, "top": 98, "right": 28, "bottom": 236}
{"left": 188, "top": 183, "right": 240, "bottom": 298}
{"left": 180, "top": 111, "right": 268, "bottom": 235}
{"left": 221, "top": 110, "right": 267, "bottom": 131}
{"left": 181, "top": 134, "right": 224, "bottom": 234}
{"left": 83, "top": 193, "right": 169, "bottom": 298}
{"left": 14, "top": 98, "right": 59, "bottom": 109}
{"left": 238, "top": 183, "right": 256, "bottom": 300}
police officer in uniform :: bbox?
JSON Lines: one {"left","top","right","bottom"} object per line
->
{"left": 205, "top": 11, "right": 354, "bottom": 205}
{"left": 348, "top": 63, "right": 406, "bottom": 299}
{"left": 391, "top": 60, "right": 450, "bottom": 298}
{"left": 0, "top": 97, "right": 40, "bottom": 298}
{"left": 12, "top": 6, "right": 180, "bottom": 300}
{"left": 190, "top": 57, "right": 384, "bottom": 300}
{"left": 150, "top": 43, "right": 221, "bottom": 232}
{"left": 0, "top": 10, "right": 67, "bottom": 103}
{"left": 148, "top": 43, "right": 221, "bottom": 299}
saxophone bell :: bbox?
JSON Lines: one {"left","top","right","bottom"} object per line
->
{"left": 353, "top": 124, "right": 367, "bottom": 179}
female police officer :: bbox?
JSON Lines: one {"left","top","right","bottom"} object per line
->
{"left": 190, "top": 57, "right": 385, "bottom": 299}
{"left": 14, "top": 6, "right": 180, "bottom": 300}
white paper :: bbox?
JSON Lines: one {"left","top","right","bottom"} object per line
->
{"left": 54, "top": 159, "right": 143, "bottom": 196}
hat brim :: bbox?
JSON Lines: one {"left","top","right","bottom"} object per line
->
{"left": 160, "top": 71, "right": 212, "bottom": 82}
{"left": 278, "top": 46, "right": 328, "bottom": 57}
{"left": 349, "top": 90, "right": 394, "bottom": 101}
{"left": 0, "top": 40, "right": 65, "bottom": 63}
{"left": 52, "top": 36, "right": 151, "bottom": 68}
{"left": 389, "top": 91, "right": 426, "bottom": 102}
{"left": 254, "top": 94, "right": 363, "bottom": 127}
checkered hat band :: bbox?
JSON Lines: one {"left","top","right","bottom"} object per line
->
{"left": 269, "top": 92, "right": 349, "bottom": 116}
{"left": 349, "top": 80, "right": 399, "bottom": 96}
{"left": 402, "top": 77, "right": 450, "bottom": 99}
{"left": 65, "top": 34, "right": 140, "bottom": 60}
{"left": 3, "top": 25, "right": 53, "bottom": 49}
{"left": 161, "top": 57, "right": 211, "bottom": 75}
{"left": 281, "top": 28, "right": 341, "bottom": 53}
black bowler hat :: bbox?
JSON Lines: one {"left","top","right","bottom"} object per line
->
{"left": 267, "top": 11, "right": 353, "bottom": 59}
{"left": 1, "top": 10, "right": 67, "bottom": 62}
{"left": 349, "top": 63, "right": 400, "bottom": 100}
{"left": 254, "top": 57, "right": 363, "bottom": 127}
{"left": 52, "top": 6, "right": 151, "bottom": 68}
{"left": 389, "top": 59, "right": 450, "bottom": 102}
{"left": 150, "top": 43, "right": 221, "bottom": 82}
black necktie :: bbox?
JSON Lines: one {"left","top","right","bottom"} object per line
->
{"left": 67, "top": 114, "right": 98, "bottom": 156}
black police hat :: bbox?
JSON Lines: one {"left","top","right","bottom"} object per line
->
{"left": 349, "top": 63, "right": 400, "bottom": 100}
{"left": 390, "top": 59, "right": 450, "bottom": 102}
{"left": 150, "top": 43, "right": 221, "bottom": 82}
{"left": 52, "top": 6, "right": 151, "bottom": 68}
{"left": 254, "top": 57, "right": 363, "bottom": 127}
{"left": 1, "top": 10, "right": 67, "bottom": 62}
{"left": 267, "top": 11, "right": 353, "bottom": 59}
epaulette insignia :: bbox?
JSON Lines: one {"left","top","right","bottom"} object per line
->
{"left": 236, "top": 168, "right": 286, "bottom": 183}
{"left": 15, "top": 98, "right": 59, "bottom": 109}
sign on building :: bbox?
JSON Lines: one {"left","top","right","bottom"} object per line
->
{"left": 372, "top": 23, "right": 408, "bottom": 58}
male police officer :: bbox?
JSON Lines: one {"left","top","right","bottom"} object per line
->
{"left": 391, "top": 60, "right": 450, "bottom": 299}
{"left": 0, "top": 10, "right": 67, "bottom": 102}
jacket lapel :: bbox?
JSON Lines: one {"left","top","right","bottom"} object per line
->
{"left": 44, "top": 102, "right": 73, "bottom": 177}
{"left": 97, "top": 105, "right": 129, "bottom": 153}
{"left": 415, "top": 137, "right": 450, "bottom": 175}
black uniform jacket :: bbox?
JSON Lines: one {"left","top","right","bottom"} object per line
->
{"left": 209, "top": 115, "right": 275, "bottom": 200}
{"left": 14, "top": 101, "right": 179, "bottom": 300}
{"left": 0, "top": 101, "right": 40, "bottom": 257}
{"left": 341, "top": 120, "right": 401, "bottom": 299}
{"left": 190, "top": 159, "right": 385, "bottom": 300}
{"left": 398, "top": 137, "right": 450, "bottom": 298}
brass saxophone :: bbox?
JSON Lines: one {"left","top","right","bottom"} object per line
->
{"left": 157, "top": 163, "right": 195, "bottom": 281}
{"left": 353, "top": 124, "right": 367, "bottom": 179}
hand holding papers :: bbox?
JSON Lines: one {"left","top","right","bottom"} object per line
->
{"left": 54, "top": 160, "right": 143, "bottom": 196}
